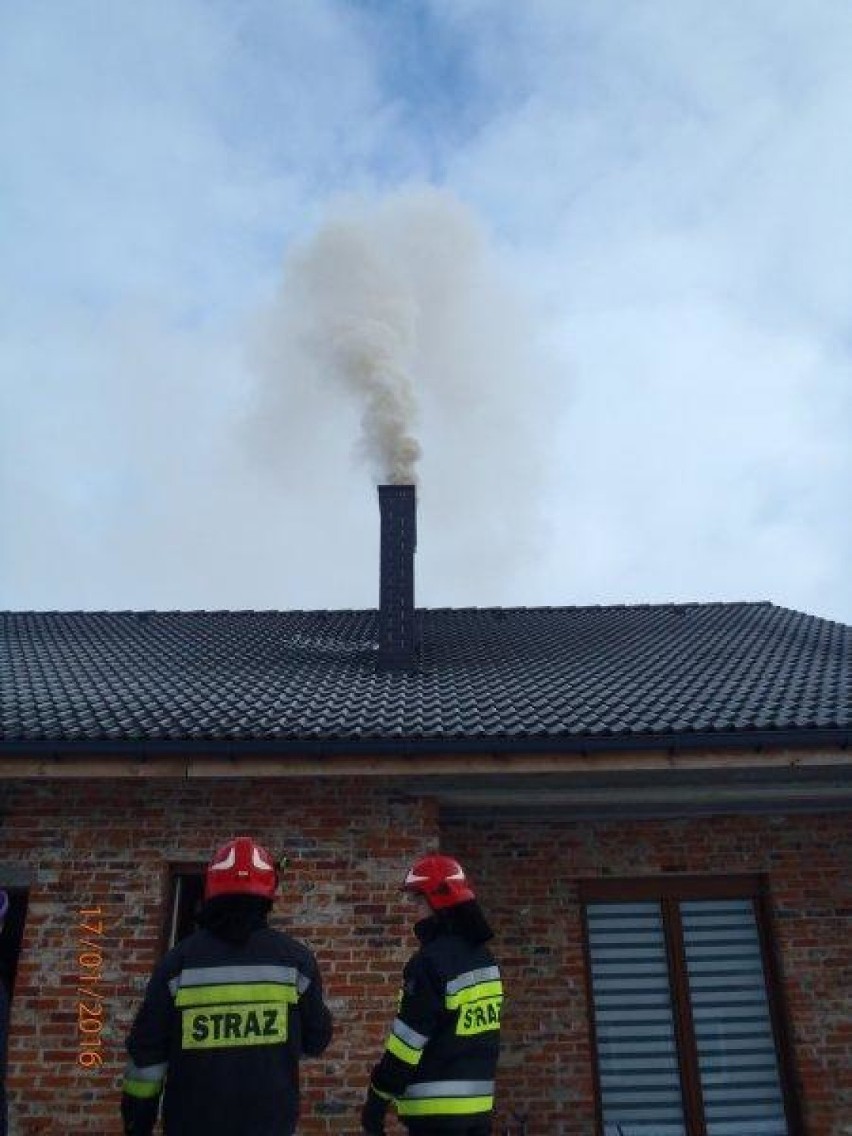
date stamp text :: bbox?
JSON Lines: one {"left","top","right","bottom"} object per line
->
{"left": 76, "top": 907, "right": 106, "bottom": 1069}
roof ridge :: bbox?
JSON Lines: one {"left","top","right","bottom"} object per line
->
{"left": 1, "top": 599, "right": 779, "bottom": 618}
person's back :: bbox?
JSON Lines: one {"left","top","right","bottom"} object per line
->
{"left": 122, "top": 838, "right": 332, "bottom": 1136}
{"left": 361, "top": 855, "right": 503, "bottom": 1136}
{"left": 398, "top": 913, "right": 501, "bottom": 1134}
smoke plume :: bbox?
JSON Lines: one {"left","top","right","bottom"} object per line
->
{"left": 270, "top": 207, "right": 425, "bottom": 484}
{"left": 248, "top": 187, "right": 555, "bottom": 605}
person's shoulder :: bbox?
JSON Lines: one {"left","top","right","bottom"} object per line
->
{"left": 157, "top": 931, "right": 202, "bottom": 974}
{"left": 261, "top": 926, "right": 320, "bottom": 967}
{"left": 168, "top": 925, "right": 246, "bottom": 969}
{"left": 425, "top": 932, "right": 494, "bottom": 972}
{"left": 416, "top": 935, "right": 444, "bottom": 961}
{"left": 467, "top": 939, "right": 498, "bottom": 967}
{"left": 407, "top": 937, "right": 447, "bottom": 979}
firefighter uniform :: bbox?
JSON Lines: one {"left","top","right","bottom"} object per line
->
{"left": 122, "top": 838, "right": 332, "bottom": 1136}
{"left": 122, "top": 923, "right": 332, "bottom": 1136}
{"left": 363, "top": 855, "right": 503, "bottom": 1136}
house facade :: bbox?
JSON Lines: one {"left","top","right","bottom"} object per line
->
{"left": 1, "top": 599, "right": 850, "bottom": 1135}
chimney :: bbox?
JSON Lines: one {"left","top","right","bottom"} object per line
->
{"left": 377, "top": 484, "right": 417, "bottom": 671}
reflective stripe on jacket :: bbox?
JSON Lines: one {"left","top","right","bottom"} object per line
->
{"left": 370, "top": 917, "right": 503, "bottom": 1132}
{"left": 122, "top": 926, "right": 332, "bottom": 1136}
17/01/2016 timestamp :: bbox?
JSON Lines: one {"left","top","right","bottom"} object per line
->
{"left": 77, "top": 907, "right": 107, "bottom": 1069}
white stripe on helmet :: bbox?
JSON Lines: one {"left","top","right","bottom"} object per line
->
{"left": 210, "top": 846, "right": 236, "bottom": 871}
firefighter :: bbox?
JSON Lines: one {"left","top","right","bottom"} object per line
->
{"left": 121, "top": 836, "right": 332, "bottom": 1136}
{"left": 360, "top": 854, "right": 503, "bottom": 1136}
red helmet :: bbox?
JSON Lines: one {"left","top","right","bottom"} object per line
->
{"left": 403, "top": 854, "right": 475, "bottom": 910}
{"left": 204, "top": 836, "right": 278, "bottom": 901}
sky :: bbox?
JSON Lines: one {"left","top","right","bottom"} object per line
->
{"left": 1, "top": 0, "right": 850, "bottom": 623}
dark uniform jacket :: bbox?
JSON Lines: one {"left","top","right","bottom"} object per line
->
{"left": 122, "top": 922, "right": 332, "bottom": 1136}
{"left": 0, "top": 979, "right": 8, "bottom": 1136}
{"left": 368, "top": 906, "right": 503, "bottom": 1134}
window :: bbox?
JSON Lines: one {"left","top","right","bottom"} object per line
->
{"left": 580, "top": 876, "right": 801, "bottom": 1136}
{"left": 162, "top": 866, "right": 205, "bottom": 951}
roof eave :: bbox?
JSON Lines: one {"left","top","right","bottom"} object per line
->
{"left": 0, "top": 725, "right": 848, "bottom": 761}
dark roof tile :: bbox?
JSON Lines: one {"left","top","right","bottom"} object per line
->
{"left": 0, "top": 603, "right": 849, "bottom": 750}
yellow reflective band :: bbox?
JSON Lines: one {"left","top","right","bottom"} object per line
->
{"left": 181, "top": 1001, "right": 289, "bottom": 1049}
{"left": 445, "top": 980, "right": 503, "bottom": 1010}
{"left": 397, "top": 1096, "right": 493, "bottom": 1117}
{"left": 175, "top": 982, "right": 297, "bottom": 1007}
{"left": 456, "top": 995, "right": 503, "bottom": 1036}
{"left": 123, "top": 1078, "right": 163, "bottom": 1100}
{"left": 386, "top": 1033, "right": 424, "bottom": 1066}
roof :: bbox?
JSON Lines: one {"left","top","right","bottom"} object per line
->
{"left": 1, "top": 601, "right": 849, "bottom": 757}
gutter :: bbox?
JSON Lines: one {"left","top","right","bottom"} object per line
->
{"left": 0, "top": 726, "right": 848, "bottom": 761}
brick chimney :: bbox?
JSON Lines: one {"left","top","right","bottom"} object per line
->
{"left": 377, "top": 484, "right": 417, "bottom": 671}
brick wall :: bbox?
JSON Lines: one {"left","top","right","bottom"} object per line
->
{"left": 448, "top": 810, "right": 851, "bottom": 1136}
{"left": 0, "top": 778, "right": 437, "bottom": 1136}
{"left": 1, "top": 779, "right": 849, "bottom": 1135}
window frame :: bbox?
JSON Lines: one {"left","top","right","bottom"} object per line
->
{"left": 579, "top": 874, "right": 803, "bottom": 1136}
{"left": 159, "top": 862, "right": 206, "bottom": 954}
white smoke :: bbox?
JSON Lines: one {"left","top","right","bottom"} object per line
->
{"left": 248, "top": 186, "right": 557, "bottom": 605}
{"left": 286, "top": 220, "right": 421, "bottom": 483}
{"left": 255, "top": 188, "right": 503, "bottom": 487}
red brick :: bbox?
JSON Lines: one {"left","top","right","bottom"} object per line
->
{"left": 1, "top": 780, "right": 849, "bottom": 1134}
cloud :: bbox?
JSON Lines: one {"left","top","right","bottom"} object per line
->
{"left": 442, "top": 0, "right": 852, "bottom": 620}
{"left": 1, "top": 1, "right": 850, "bottom": 621}
{"left": 244, "top": 186, "right": 558, "bottom": 607}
